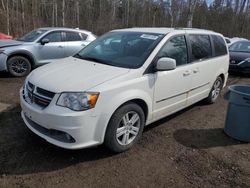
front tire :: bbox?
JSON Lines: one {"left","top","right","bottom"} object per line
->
{"left": 7, "top": 56, "right": 31, "bottom": 77}
{"left": 205, "top": 76, "right": 223, "bottom": 104}
{"left": 104, "top": 103, "right": 145, "bottom": 153}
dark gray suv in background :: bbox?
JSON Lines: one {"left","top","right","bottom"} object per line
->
{"left": 0, "top": 27, "right": 96, "bottom": 77}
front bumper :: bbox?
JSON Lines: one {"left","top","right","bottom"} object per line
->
{"left": 0, "top": 53, "right": 8, "bottom": 71}
{"left": 20, "top": 89, "right": 102, "bottom": 149}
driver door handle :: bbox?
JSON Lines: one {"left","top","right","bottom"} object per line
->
{"left": 58, "top": 45, "right": 63, "bottom": 48}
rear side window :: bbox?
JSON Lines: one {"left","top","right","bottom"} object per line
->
{"left": 212, "top": 35, "right": 227, "bottom": 56}
{"left": 65, "top": 32, "right": 82, "bottom": 41}
{"left": 81, "top": 33, "right": 88, "bottom": 40}
{"left": 189, "top": 35, "right": 212, "bottom": 61}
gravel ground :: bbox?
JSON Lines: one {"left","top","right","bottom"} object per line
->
{"left": 0, "top": 72, "right": 249, "bottom": 188}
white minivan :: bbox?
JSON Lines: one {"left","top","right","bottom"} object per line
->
{"left": 20, "top": 28, "right": 229, "bottom": 152}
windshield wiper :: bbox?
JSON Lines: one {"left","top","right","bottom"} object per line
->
{"left": 74, "top": 55, "right": 113, "bottom": 66}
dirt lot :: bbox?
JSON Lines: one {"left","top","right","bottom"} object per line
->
{"left": 0, "top": 72, "right": 249, "bottom": 188}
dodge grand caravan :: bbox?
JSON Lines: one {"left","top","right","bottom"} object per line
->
{"left": 20, "top": 28, "right": 229, "bottom": 152}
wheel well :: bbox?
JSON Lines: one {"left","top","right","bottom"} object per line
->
{"left": 7, "top": 53, "right": 35, "bottom": 68}
{"left": 104, "top": 98, "right": 149, "bottom": 141}
{"left": 122, "top": 99, "right": 149, "bottom": 120}
{"left": 218, "top": 74, "right": 225, "bottom": 85}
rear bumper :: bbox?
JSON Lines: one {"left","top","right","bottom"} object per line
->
{"left": 0, "top": 53, "right": 8, "bottom": 71}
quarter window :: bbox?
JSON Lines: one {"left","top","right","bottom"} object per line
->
{"left": 43, "top": 32, "right": 62, "bottom": 42}
{"left": 189, "top": 35, "right": 212, "bottom": 61}
{"left": 157, "top": 35, "right": 188, "bottom": 66}
{"left": 81, "top": 33, "right": 88, "bottom": 40}
{"left": 65, "top": 32, "right": 82, "bottom": 41}
{"left": 212, "top": 35, "right": 227, "bottom": 56}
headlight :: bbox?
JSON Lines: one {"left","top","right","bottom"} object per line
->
{"left": 57, "top": 92, "right": 99, "bottom": 111}
{"left": 0, "top": 49, "right": 5, "bottom": 54}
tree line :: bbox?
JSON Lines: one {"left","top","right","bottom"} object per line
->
{"left": 0, "top": 0, "right": 250, "bottom": 39}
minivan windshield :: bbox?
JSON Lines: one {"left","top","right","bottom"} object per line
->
{"left": 75, "top": 31, "right": 164, "bottom": 69}
{"left": 229, "top": 41, "right": 250, "bottom": 53}
{"left": 17, "top": 29, "right": 48, "bottom": 42}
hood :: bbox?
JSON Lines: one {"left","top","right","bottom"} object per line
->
{"left": 0, "top": 40, "right": 24, "bottom": 48}
{"left": 28, "top": 56, "right": 130, "bottom": 93}
{"left": 230, "top": 51, "right": 250, "bottom": 61}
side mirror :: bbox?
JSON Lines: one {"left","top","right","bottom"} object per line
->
{"left": 155, "top": 57, "right": 176, "bottom": 71}
{"left": 40, "top": 38, "right": 50, "bottom": 45}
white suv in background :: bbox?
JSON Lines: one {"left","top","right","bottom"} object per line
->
{"left": 20, "top": 28, "right": 229, "bottom": 152}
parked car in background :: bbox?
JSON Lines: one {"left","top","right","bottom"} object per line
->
{"left": 0, "top": 32, "right": 13, "bottom": 40}
{"left": 0, "top": 27, "right": 96, "bottom": 77}
{"left": 224, "top": 37, "right": 248, "bottom": 47}
{"left": 230, "top": 37, "right": 248, "bottom": 44}
{"left": 229, "top": 40, "right": 250, "bottom": 74}
{"left": 20, "top": 28, "right": 229, "bottom": 152}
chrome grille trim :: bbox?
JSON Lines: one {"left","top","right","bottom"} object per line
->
{"left": 36, "top": 87, "right": 55, "bottom": 98}
{"left": 24, "top": 82, "right": 55, "bottom": 108}
{"left": 33, "top": 91, "right": 54, "bottom": 101}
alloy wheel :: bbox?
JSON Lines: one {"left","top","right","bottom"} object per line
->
{"left": 116, "top": 111, "right": 141, "bottom": 146}
{"left": 10, "top": 59, "right": 29, "bottom": 74}
{"left": 211, "top": 78, "right": 222, "bottom": 100}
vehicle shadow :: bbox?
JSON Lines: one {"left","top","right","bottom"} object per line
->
{"left": 143, "top": 98, "right": 247, "bottom": 150}
{"left": 0, "top": 71, "right": 11, "bottom": 78}
{"left": 0, "top": 98, "right": 240, "bottom": 176}
{"left": 0, "top": 106, "right": 115, "bottom": 175}
{"left": 0, "top": 102, "right": 206, "bottom": 176}
{"left": 144, "top": 100, "right": 210, "bottom": 133}
{"left": 173, "top": 128, "right": 247, "bottom": 149}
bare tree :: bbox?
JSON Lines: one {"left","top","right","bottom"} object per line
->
{"left": 62, "top": 0, "right": 65, "bottom": 27}
{"left": 76, "top": 0, "right": 80, "bottom": 27}
{"left": 20, "top": 0, "right": 25, "bottom": 33}
{"left": 0, "top": 0, "right": 250, "bottom": 39}
{"left": 187, "top": 0, "right": 199, "bottom": 27}
{"left": 1, "top": 0, "right": 9, "bottom": 34}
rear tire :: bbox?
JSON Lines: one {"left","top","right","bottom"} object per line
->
{"left": 205, "top": 76, "right": 223, "bottom": 104}
{"left": 104, "top": 103, "right": 145, "bottom": 153}
{"left": 7, "top": 56, "right": 31, "bottom": 77}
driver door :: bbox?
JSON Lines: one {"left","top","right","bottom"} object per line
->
{"left": 153, "top": 35, "right": 192, "bottom": 120}
{"left": 34, "top": 31, "right": 65, "bottom": 65}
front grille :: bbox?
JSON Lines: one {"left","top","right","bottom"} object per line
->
{"left": 33, "top": 94, "right": 52, "bottom": 107}
{"left": 24, "top": 82, "right": 55, "bottom": 108}
{"left": 37, "top": 87, "right": 55, "bottom": 98}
